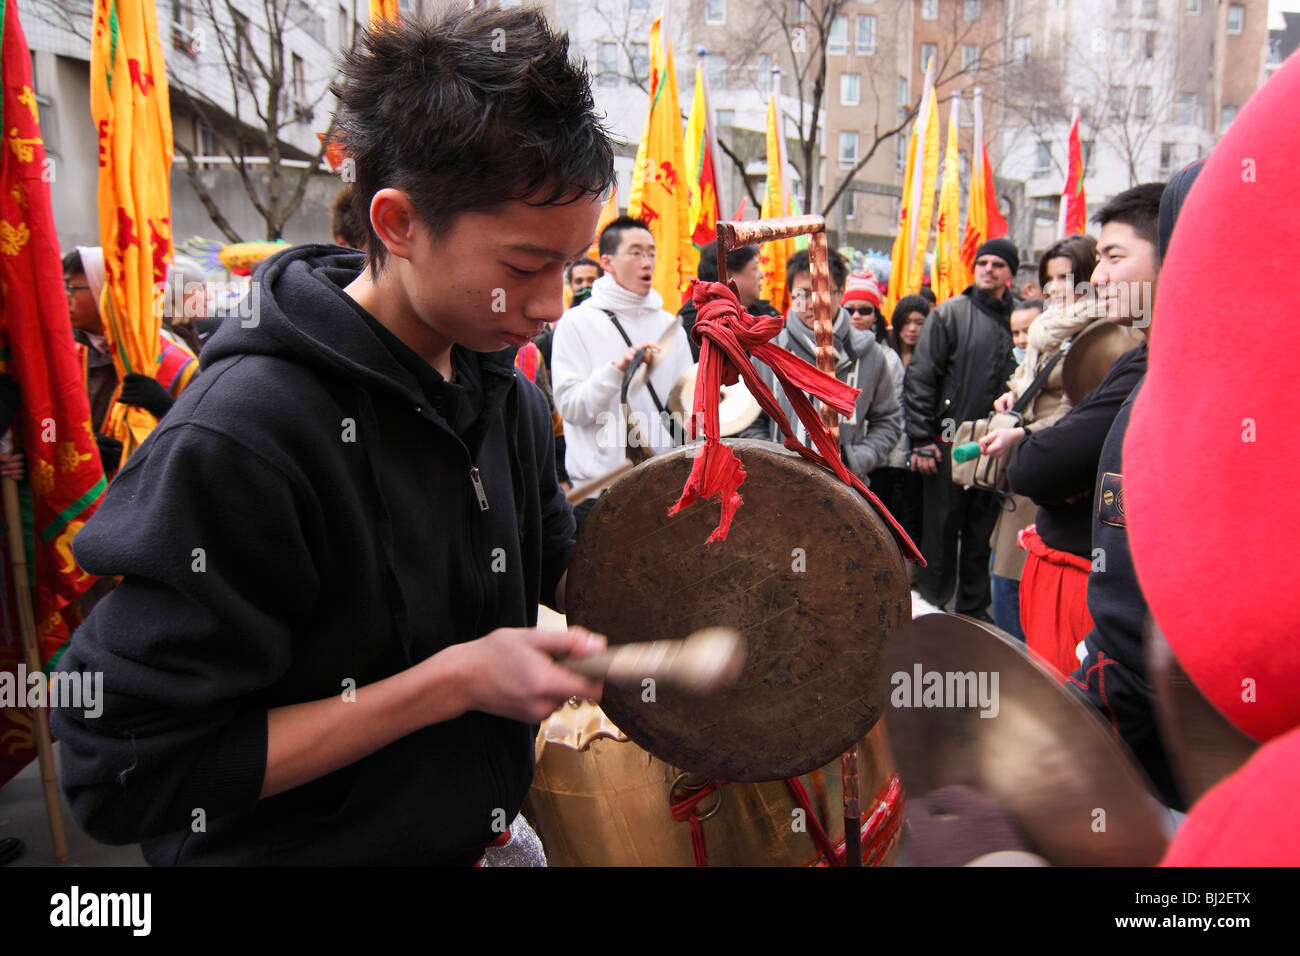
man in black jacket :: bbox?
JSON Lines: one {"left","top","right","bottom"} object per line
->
{"left": 903, "top": 238, "right": 1019, "bottom": 616}
{"left": 50, "top": 9, "right": 613, "bottom": 865}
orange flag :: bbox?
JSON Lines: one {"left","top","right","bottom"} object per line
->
{"left": 883, "top": 123, "right": 918, "bottom": 320}
{"left": 369, "top": 0, "right": 398, "bottom": 25}
{"left": 933, "top": 95, "right": 966, "bottom": 302}
{"left": 626, "top": 10, "right": 693, "bottom": 308}
{"left": 961, "top": 87, "right": 1008, "bottom": 275}
{"left": 90, "top": 0, "right": 174, "bottom": 462}
{"left": 759, "top": 75, "right": 791, "bottom": 315}
{"left": 685, "top": 64, "right": 723, "bottom": 251}
{"left": 908, "top": 63, "right": 940, "bottom": 298}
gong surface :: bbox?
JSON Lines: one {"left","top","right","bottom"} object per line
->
{"left": 566, "top": 439, "right": 908, "bottom": 782}
{"left": 884, "top": 613, "right": 1169, "bottom": 866}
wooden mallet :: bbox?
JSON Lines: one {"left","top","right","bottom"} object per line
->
{"left": 560, "top": 627, "right": 745, "bottom": 693}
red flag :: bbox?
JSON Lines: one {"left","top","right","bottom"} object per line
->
{"left": 0, "top": 0, "right": 107, "bottom": 787}
{"left": 1060, "top": 106, "right": 1087, "bottom": 237}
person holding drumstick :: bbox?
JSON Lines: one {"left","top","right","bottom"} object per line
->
{"left": 51, "top": 9, "right": 613, "bottom": 865}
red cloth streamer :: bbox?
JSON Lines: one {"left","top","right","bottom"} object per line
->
{"left": 670, "top": 280, "right": 924, "bottom": 564}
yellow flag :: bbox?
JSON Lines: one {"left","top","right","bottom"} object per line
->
{"left": 933, "top": 96, "right": 966, "bottom": 302}
{"left": 90, "top": 0, "right": 173, "bottom": 458}
{"left": 909, "top": 81, "right": 941, "bottom": 298}
{"left": 759, "top": 92, "right": 791, "bottom": 315}
{"left": 369, "top": 0, "right": 399, "bottom": 25}
{"left": 882, "top": 126, "right": 918, "bottom": 321}
{"left": 626, "top": 16, "right": 693, "bottom": 309}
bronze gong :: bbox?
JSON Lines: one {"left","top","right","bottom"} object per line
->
{"left": 566, "top": 438, "right": 909, "bottom": 782}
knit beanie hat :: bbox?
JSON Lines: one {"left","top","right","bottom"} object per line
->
{"left": 973, "top": 238, "right": 1019, "bottom": 275}
{"left": 841, "top": 271, "right": 882, "bottom": 308}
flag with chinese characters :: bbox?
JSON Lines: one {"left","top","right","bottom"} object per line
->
{"left": 685, "top": 65, "right": 722, "bottom": 251}
{"left": 0, "top": 0, "right": 106, "bottom": 787}
{"left": 90, "top": 0, "right": 174, "bottom": 462}
{"left": 627, "top": 11, "right": 693, "bottom": 307}
{"left": 961, "top": 88, "right": 1007, "bottom": 276}
{"left": 933, "top": 96, "right": 966, "bottom": 302}
{"left": 759, "top": 88, "right": 792, "bottom": 315}
{"left": 1060, "top": 106, "right": 1087, "bottom": 237}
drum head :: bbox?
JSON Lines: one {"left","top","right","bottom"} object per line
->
{"left": 566, "top": 439, "right": 908, "bottom": 782}
{"left": 1062, "top": 318, "right": 1145, "bottom": 405}
{"left": 884, "top": 614, "right": 1169, "bottom": 866}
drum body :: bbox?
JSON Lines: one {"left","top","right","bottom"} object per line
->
{"left": 526, "top": 702, "right": 902, "bottom": 867}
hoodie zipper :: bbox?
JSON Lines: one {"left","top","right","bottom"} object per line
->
{"left": 469, "top": 467, "right": 490, "bottom": 511}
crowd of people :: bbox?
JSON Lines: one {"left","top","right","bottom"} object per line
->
{"left": 4, "top": 6, "right": 1289, "bottom": 868}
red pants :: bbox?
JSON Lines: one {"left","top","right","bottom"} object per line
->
{"left": 1017, "top": 525, "right": 1094, "bottom": 680}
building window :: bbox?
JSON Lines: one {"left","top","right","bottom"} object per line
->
{"left": 1159, "top": 142, "right": 1175, "bottom": 173}
{"left": 1140, "top": 0, "right": 1156, "bottom": 16}
{"left": 758, "top": 52, "right": 774, "bottom": 78}
{"left": 964, "top": 0, "right": 981, "bottom": 20}
{"left": 1176, "top": 92, "right": 1196, "bottom": 124}
{"left": 1035, "top": 141, "right": 1052, "bottom": 174}
{"left": 716, "top": 109, "right": 735, "bottom": 126}
{"left": 922, "top": 0, "right": 938, "bottom": 19}
{"left": 1136, "top": 85, "right": 1151, "bottom": 117}
{"left": 292, "top": 53, "right": 305, "bottom": 103}
{"left": 841, "top": 73, "right": 860, "bottom": 106}
{"left": 1108, "top": 84, "right": 1126, "bottom": 114}
{"left": 1012, "top": 35, "right": 1031, "bottom": 62}
{"left": 895, "top": 136, "right": 907, "bottom": 173}
{"left": 856, "top": 15, "right": 876, "bottom": 55}
{"left": 844, "top": 190, "right": 857, "bottom": 220}
{"left": 706, "top": 53, "right": 727, "bottom": 90}
{"left": 233, "top": 10, "right": 251, "bottom": 72}
{"left": 1220, "top": 105, "right": 1237, "bottom": 132}
{"left": 829, "top": 15, "right": 848, "bottom": 55}
{"left": 1035, "top": 196, "right": 1059, "bottom": 223}
{"left": 962, "top": 44, "right": 980, "bottom": 71}
{"left": 920, "top": 42, "right": 938, "bottom": 70}
{"left": 631, "top": 42, "right": 649, "bottom": 82}
{"left": 897, "top": 76, "right": 909, "bottom": 115}
{"left": 1115, "top": 30, "right": 1130, "bottom": 57}
{"left": 706, "top": 0, "right": 725, "bottom": 25}
{"left": 1116, "top": 0, "right": 1130, "bottom": 12}
{"left": 839, "top": 131, "right": 859, "bottom": 169}
{"left": 960, "top": 97, "right": 973, "bottom": 126}
{"left": 1185, "top": 0, "right": 1199, "bottom": 11}
{"left": 598, "top": 42, "right": 618, "bottom": 87}
{"left": 1227, "top": 3, "right": 1244, "bottom": 33}
{"left": 1144, "top": 31, "right": 1156, "bottom": 58}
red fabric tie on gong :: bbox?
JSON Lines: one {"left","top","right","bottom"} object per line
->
{"left": 669, "top": 280, "right": 924, "bottom": 564}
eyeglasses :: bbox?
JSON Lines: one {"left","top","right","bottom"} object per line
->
{"left": 65, "top": 283, "right": 90, "bottom": 294}
{"left": 846, "top": 305, "right": 876, "bottom": 316}
{"left": 619, "top": 248, "right": 656, "bottom": 261}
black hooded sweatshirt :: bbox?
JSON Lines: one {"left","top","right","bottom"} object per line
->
{"left": 51, "top": 245, "right": 574, "bottom": 865}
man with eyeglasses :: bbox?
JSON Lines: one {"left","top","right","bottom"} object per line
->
{"left": 62, "top": 248, "right": 198, "bottom": 475}
{"left": 740, "top": 250, "right": 901, "bottom": 485}
{"left": 551, "top": 215, "right": 693, "bottom": 532}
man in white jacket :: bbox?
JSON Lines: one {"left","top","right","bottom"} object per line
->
{"left": 551, "top": 216, "right": 694, "bottom": 529}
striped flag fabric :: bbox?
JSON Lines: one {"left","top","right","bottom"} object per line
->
{"left": 933, "top": 94, "right": 966, "bottom": 302}
{"left": 684, "top": 63, "right": 723, "bottom": 251}
{"left": 960, "top": 87, "right": 1007, "bottom": 275}
{"left": 1059, "top": 105, "right": 1087, "bottom": 237}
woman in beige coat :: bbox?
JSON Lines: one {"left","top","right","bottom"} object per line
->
{"left": 979, "top": 235, "right": 1102, "bottom": 642}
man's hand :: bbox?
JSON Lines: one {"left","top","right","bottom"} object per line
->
{"left": 910, "top": 444, "right": 941, "bottom": 476}
{"left": 612, "top": 342, "right": 660, "bottom": 373}
{"left": 978, "top": 427, "right": 1026, "bottom": 459}
{"left": 0, "top": 452, "right": 24, "bottom": 482}
{"left": 447, "top": 626, "right": 605, "bottom": 724}
{"left": 118, "top": 373, "right": 175, "bottom": 419}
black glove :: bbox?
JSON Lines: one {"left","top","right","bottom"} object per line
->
{"left": 95, "top": 433, "right": 123, "bottom": 474}
{"left": 0, "top": 373, "right": 20, "bottom": 436}
{"left": 118, "top": 373, "right": 174, "bottom": 419}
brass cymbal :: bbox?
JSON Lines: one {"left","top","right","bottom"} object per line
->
{"left": 669, "top": 364, "right": 763, "bottom": 438}
{"left": 1146, "top": 619, "right": 1258, "bottom": 807}
{"left": 882, "top": 613, "right": 1168, "bottom": 866}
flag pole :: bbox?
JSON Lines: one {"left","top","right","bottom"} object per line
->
{"left": 2, "top": 473, "right": 69, "bottom": 862}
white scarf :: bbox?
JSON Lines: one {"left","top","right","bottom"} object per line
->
{"left": 585, "top": 274, "right": 666, "bottom": 325}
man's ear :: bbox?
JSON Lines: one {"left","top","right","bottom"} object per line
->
{"left": 598, "top": 253, "right": 614, "bottom": 274}
{"left": 369, "top": 188, "right": 418, "bottom": 263}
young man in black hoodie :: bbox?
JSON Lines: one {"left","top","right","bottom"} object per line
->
{"left": 51, "top": 9, "right": 613, "bottom": 865}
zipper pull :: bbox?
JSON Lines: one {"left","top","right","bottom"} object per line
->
{"left": 469, "top": 467, "right": 490, "bottom": 511}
